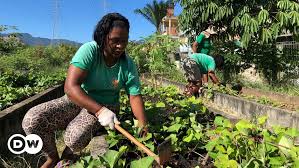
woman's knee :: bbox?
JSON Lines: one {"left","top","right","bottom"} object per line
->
{"left": 64, "top": 109, "right": 98, "bottom": 152}
{"left": 64, "top": 128, "right": 94, "bottom": 152}
{"left": 22, "top": 105, "right": 45, "bottom": 134}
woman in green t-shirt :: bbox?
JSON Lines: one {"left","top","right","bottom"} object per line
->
{"left": 192, "top": 27, "right": 217, "bottom": 55}
{"left": 181, "top": 53, "right": 224, "bottom": 97}
{"left": 22, "top": 13, "right": 148, "bottom": 168}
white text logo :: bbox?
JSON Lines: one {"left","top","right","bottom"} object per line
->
{"left": 7, "top": 134, "right": 43, "bottom": 154}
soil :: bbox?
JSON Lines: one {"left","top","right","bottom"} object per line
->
{"left": 241, "top": 87, "right": 299, "bottom": 112}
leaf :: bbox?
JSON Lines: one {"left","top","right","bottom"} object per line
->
{"left": 269, "top": 157, "right": 285, "bottom": 166}
{"left": 194, "top": 132, "right": 203, "bottom": 140}
{"left": 258, "top": 9, "right": 269, "bottom": 24}
{"left": 294, "top": 159, "right": 299, "bottom": 168}
{"left": 214, "top": 116, "right": 224, "bottom": 126}
{"left": 167, "top": 134, "right": 178, "bottom": 145}
{"left": 289, "top": 11, "right": 299, "bottom": 26}
{"left": 277, "top": 11, "right": 288, "bottom": 26}
{"left": 167, "top": 123, "right": 182, "bottom": 133}
{"left": 250, "top": 19, "right": 259, "bottom": 33}
{"left": 155, "top": 102, "right": 166, "bottom": 108}
{"left": 108, "top": 139, "right": 119, "bottom": 148}
{"left": 257, "top": 116, "right": 268, "bottom": 125}
{"left": 183, "top": 131, "right": 194, "bottom": 142}
{"left": 145, "top": 141, "right": 155, "bottom": 152}
{"left": 223, "top": 119, "right": 232, "bottom": 128}
{"left": 235, "top": 120, "right": 253, "bottom": 135}
{"left": 101, "top": 146, "right": 127, "bottom": 168}
{"left": 227, "top": 146, "right": 234, "bottom": 155}
{"left": 130, "top": 156, "right": 155, "bottom": 168}
{"left": 285, "top": 128, "right": 299, "bottom": 138}
{"left": 241, "top": 13, "right": 251, "bottom": 26}
{"left": 205, "top": 140, "right": 217, "bottom": 151}
{"left": 228, "top": 160, "right": 238, "bottom": 168}
{"left": 261, "top": 28, "right": 272, "bottom": 43}
{"left": 278, "top": 136, "right": 293, "bottom": 157}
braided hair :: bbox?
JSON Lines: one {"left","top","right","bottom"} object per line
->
{"left": 93, "top": 13, "right": 130, "bottom": 58}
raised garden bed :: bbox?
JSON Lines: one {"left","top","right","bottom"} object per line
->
{"left": 72, "top": 86, "right": 299, "bottom": 167}
{"left": 1, "top": 77, "right": 299, "bottom": 167}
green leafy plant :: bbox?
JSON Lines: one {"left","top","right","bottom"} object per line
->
{"left": 72, "top": 85, "right": 298, "bottom": 167}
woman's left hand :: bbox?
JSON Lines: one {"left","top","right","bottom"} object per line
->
{"left": 138, "top": 125, "right": 148, "bottom": 138}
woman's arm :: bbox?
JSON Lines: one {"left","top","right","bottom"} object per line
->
{"left": 208, "top": 71, "right": 220, "bottom": 85}
{"left": 192, "top": 41, "right": 198, "bottom": 53}
{"left": 202, "top": 74, "right": 208, "bottom": 84}
{"left": 64, "top": 65, "right": 102, "bottom": 114}
{"left": 129, "top": 94, "right": 147, "bottom": 127}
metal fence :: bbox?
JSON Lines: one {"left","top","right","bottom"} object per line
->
{"left": 276, "top": 41, "right": 299, "bottom": 85}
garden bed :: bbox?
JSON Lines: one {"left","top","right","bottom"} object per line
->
{"left": 72, "top": 86, "right": 299, "bottom": 168}
{"left": 0, "top": 84, "right": 298, "bottom": 167}
{"left": 241, "top": 87, "right": 299, "bottom": 112}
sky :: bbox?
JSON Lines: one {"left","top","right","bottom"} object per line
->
{"left": 0, "top": 0, "right": 182, "bottom": 43}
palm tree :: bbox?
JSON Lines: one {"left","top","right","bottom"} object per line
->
{"left": 134, "top": 0, "right": 173, "bottom": 33}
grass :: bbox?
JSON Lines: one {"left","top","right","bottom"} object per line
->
{"left": 244, "top": 81, "right": 299, "bottom": 97}
{"left": 216, "top": 71, "right": 299, "bottom": 97}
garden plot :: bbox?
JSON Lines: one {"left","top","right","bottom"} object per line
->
{"left": 71, "top": 86, "right": 299, "bottom": 168}
{"left": 241, "top": 87, "right": 299, "bottom": 112}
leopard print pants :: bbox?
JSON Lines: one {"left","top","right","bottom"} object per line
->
{"left": 22, "top": 95, "right": 119, "bottom": 156}
{"left": 180, "top": 57, "right": 202, "bottom": 82}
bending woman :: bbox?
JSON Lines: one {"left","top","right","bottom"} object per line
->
{"left": 22, "top": 13, "right": 147, "bottom": 168}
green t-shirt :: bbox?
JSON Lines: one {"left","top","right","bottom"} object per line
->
{"left": 70, "top": 41, "right": 141, "bottom": 105}
{"left": 190, "top": 53, "right": 216, "bottom": 74}
{"left": 234, "top": 40, "right": 242, "bottom": 48}
{"left": 196, "top": 32, "right": 212, "bottom": 55}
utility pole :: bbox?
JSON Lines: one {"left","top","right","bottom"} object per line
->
{"left": 103, "top": 0, "right": 107, "bottom": 14}
{"left": 51, "top": 0, "right": 59, "bottom": 45}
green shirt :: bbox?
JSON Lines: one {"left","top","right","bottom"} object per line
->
{"left": 234, "top": 40, "right": 242, "bottom": 48}
{"left": 196, "top": 32, "right": 212, "bottom": 54}
{"left": 70, "top": 41, "right": 141, "bottom": 105}
{"left": 190, "top": 53, "right": 216, "bottom": 74}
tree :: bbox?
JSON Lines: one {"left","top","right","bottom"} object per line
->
{"left": 178, "top": 0, "right": 299, "bottom": 47}
{"left": 178, "top": 0, "right": 299, "bottom": 84}
{"left": 0, "top": 25, "right": 24, "bottom": 54}
{"left": 134, "top": 0, "right": 174, "bottom": 33}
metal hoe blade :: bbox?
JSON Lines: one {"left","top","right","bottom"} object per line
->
{"left": 157, "top": 139, "right": 172, "bottom": 165}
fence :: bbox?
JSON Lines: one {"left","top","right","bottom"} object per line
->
{"left": 276, "top": 41, "right": 299, "bottom": 85}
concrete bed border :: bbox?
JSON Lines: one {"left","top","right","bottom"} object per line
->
{"left": 0, "top": 84, "right": 65, "bottom": 154}
{"left": 140, "top": 74, "right": 299, "bottom": 131}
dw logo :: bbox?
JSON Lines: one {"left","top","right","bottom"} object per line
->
{"left": 7, "top": 134, "right": 43, "bottom": 154}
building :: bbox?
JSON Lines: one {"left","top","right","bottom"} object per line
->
{"left": 160, "top": 3, "right": 192, "bottom": 58}
{"left": 160, "top": 3, "right": 178, "bottom": 37}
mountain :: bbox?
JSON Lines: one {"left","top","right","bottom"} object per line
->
{"left": 1, "top": 33, "right": 82, "bottom": 46}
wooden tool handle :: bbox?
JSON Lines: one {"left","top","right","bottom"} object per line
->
{"left": 114, "top": 124, "right": 157, "bottom": 158}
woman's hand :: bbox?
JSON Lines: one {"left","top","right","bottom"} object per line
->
{"left": 138, "top": 125, "right": 148, "bottom": 137}
{"left": 96, "top": 107, "right": 120, "bottom": 130}
{"left": 129, "top": 95, "right": 148, "bottom": 136}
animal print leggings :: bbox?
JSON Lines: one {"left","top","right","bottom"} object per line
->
{"left": 180, "top": 57, "right": 202, "bottom": 82}
{"left": 22, "top": 95, "right": 119, "bottom": 157}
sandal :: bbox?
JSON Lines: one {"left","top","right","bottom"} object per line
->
{"left": 56, "top": 159, "right": 74, "bottom": 168}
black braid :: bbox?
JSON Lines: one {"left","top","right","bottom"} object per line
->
{"left": 93, "top": 13, "right": 130, "bottom": 59}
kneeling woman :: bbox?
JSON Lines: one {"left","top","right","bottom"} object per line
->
{"left": 22, "top": 13, "right": 147, "bottom": 168}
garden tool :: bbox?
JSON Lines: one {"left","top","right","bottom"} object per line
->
{"left": 114, "top": 124, "right": 171, "bottom": 165}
